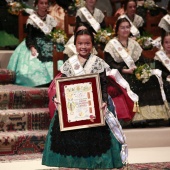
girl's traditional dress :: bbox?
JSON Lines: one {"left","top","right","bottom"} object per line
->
{"left": 155, "top": 50, "right": 170, "bottom": 103}
{"left": 118, "top": 14, "right": 144, "bottom": 37}
{"left": 48, "top": 53, "right": 138, "bottom": 122}
{"left": 7, "top": 10, "right": 57, "bottom": 87}
{"left": 104, "top": 37, "right": 170, "bottom": 123}
{"left": 42, "top": 54, "right": 128, "bottom": 169}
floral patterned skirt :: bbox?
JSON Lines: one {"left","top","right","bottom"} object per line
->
{"left": 7, "top": 40, "right": 53, "bottom": 87}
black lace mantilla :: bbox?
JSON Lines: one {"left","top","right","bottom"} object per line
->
{"left": 51, "top": 112, "right": 111, "bottom": 157}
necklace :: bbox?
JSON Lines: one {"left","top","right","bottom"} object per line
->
{"left": 127, "top": 14, "right": 134, "bottom": 22}
{"left": 119, "top": 39, "right": 129, "bottom": 53}
{"left": 37, "top": 12, "right": 47, "bottom": 20}
{"left": 86, "top": 5, "right": 94, "bottom": 15}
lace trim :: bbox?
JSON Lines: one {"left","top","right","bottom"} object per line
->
{"left": 76, "top": 7, "right": 104, "bottom": 24}
{"left": 104, "top": 38, "right": 142, "bottom": 63}
{"left": 158, "top": 14, "right": 170, "bottom": 32}
{"left": 60, "top": 54, "right": 110, "bottom": 76}
{"left": 133, "top": 14, "right": 144, "bottom": 28}
{"left": 27, "top": 14, "right": 57, "bottom": 32}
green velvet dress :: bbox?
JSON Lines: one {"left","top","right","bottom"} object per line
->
{"left": 42, "top": 110, "right": 124, "bottom": 169}
{"left": 42, "top": 54, "right": 125, "bottom": 169}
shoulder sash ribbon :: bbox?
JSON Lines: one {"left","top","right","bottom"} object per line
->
{"left": 121, "top": 14, "right": 140, "bottom": 37}
{"left": 66, "top": 44, "right": 77, "bottom": 55}
{"left": 29, "top": 14, "right": 51, "bottom": 35}
{"left": 156, "top": 51, "right": 170, "bottom": 72}
{"left": 105, "top": 108, "right": 128, "bottom": 164}
{"left": 109, "top": 39, "right": 136, "bottom": 69}
{"left": 68, "top": 54, "right": 98, "bottom": 76}
{"left": 79, "top": 7, "right": 101, "bottom": 32}
{"left": 163, "top": 14, "right": 170, "bottom": 25}
{"left": 68, "top": 55, "right": 85, "bottom": 76}
{"left": 106, "top": 69, "right": 139, "bottom": 103}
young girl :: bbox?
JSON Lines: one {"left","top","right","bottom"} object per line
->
{"left": 7, "top": 0, "right": 57, "bottom": 87}
{"left": 42, "top": 29, "right": 127, "bottom": 169}
{"left": 154, "top": 32, "right": 170, "bottom": 103}
{"left": 76, "top": 0, "right": 106, "bottom": 33}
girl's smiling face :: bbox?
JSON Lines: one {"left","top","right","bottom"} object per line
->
{"left": 76, "top": 34, "right": 93, "bottom": 58}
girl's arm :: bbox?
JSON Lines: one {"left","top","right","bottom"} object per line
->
{"left": 25, "top": 24, "right": 37, "bottom": 56}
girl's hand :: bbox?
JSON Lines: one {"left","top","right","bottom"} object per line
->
{"left": 53, "top": 97, "right": 60, "bottom": 108}
{"left": 101, "top": 102, "right": 107, "bottom": 116}
{"left": 122, "top": 67, "right": 136, "bottom": 74}
{"left": 30, "top": 46, "right": 38, "bottom": 56}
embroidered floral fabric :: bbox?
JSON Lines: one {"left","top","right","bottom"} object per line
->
{"left": 104, "top": 38, "right": 142, "bottom": 63}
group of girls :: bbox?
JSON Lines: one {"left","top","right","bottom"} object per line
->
{"left": 6, "top": 0, "right": 170, "bottom": 169}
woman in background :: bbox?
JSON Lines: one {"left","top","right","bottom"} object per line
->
{"left": 7, "top": 0, "right": 57, "bottom": 87}
{"left": 104, "top": 17, "right": 169, "bottom": 126}
{"left": 118, "top": 0, "right": 144, "bottom": 38}
{"left": 76, "top": 0, "right": 106, "bottom": 33}
{"left": 154, "top": 32, "right": 170, "bottom": 105}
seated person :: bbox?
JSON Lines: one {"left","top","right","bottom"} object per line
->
{"left": 154, "top": 32, "right": 170, "bottom": 104}
{"left": 104, "top": 17, "right": 169, "bottom": 126}
{"left": 76, "top": 0, "right": 106, "bottom": 33}
{"left": 7, "top": 0, "right": 57, "bottom": 87}
{"left": 118, "top": 0, "right": 145, "bottom": 38}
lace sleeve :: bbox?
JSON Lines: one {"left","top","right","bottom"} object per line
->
{"left": 25, "top": 24, "right": 35, "bottom": 49}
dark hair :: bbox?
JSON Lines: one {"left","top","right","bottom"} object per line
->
{"left": 161, "top": 32, "right": 170, "bottom": 45}
{"left": 75, "top": 17, "right": 96, "bottom": 34}
{"left": 74, "top": 22, "right": 90, "bottom": 34}
{"left": 74, "top": 29, "right": 95, "bottom": 46}
{"left": 55, "top": 0, "right": 72, "bottom": 10}
{"left": 115, "top": 17, "right": 131, "bottom": 36}
{"left": 124, "top": 0, "right": 137, "bottom": 11}
{"left": 34, "top": 0, "right": 49, "bottom": 7}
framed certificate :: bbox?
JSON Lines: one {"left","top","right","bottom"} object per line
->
{"left": 55, "top": 73, "right": 105, "bottom": 131}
